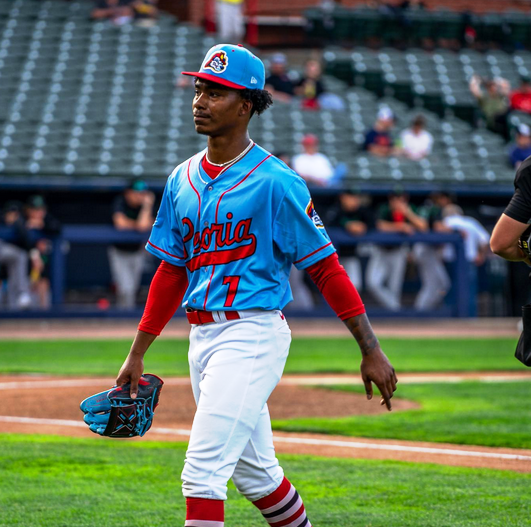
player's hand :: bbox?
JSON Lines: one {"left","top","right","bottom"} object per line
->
{"left": 142, "top": 191, "right": 155, "bottom": 207}
{"left": 116, "top": 352, "right": 144, "bottom": 399}
{"left": 401, "top": 223, "right": 415, "bottom": 235}
{"left": 360, "top": 348, "right": 397, "bottom": 411}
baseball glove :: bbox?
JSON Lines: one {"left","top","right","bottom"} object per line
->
{"left": 518, "top": 227, "right": 531, "bottom": 262}
{"left": 80, "top": 373, "right": 163, "bottom": 438}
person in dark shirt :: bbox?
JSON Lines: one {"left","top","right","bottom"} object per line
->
{"left": 24, "top": 195, "right": 62, "bottom": 309}
{"left": 491, "top": 156, "right": 531, "bottom": 265}
{"left": 327, "top": 189, "right": 373, "bottom": 289}
{"left": 363, "top": 107, "right": 396, "bottom": 156}
{"left": 109, "top": 178, "right": 155, "bottom": 308}
{"left": 295, "top": 59, "right": 326, "bottom": 110}
{"left": 509, "top": 124, "right": 531, "bottom": 169}
{"left": 265, "top": 53, "right": 295, "bottom": 103}
{"left": 413, "top": 192, "right": 453, "bottom": 311}
{"left": 399, "top": 0, "right": 426, "bottom": 9}
{"left": 0, "top": 201, "right": 32, "bottom": 309}
{"left": 91, "top": 0, "right": 134, "bottom": 24}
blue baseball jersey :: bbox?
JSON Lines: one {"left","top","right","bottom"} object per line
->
{"left": 146, "top": 143, "right": 336, "bottom": 311}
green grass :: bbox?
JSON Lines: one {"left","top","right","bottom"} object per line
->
{"left": 1, "top": 434, "right": 530, "bottom": 527}
{"left": 273, "top": 381, "right": 531, "bottom": 449}
{"left": 0, "top": 337, "right": 524, "bottom": 376}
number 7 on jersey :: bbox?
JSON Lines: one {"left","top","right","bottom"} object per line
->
{"left": 222, "top": 276, "right": 240, "bottom": 308}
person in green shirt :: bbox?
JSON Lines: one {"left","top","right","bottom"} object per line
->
{"left": 366, "top": 189, "right": 427, "bottom": 310}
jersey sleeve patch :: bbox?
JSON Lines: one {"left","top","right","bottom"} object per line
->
{"left": 305, "top": 199, "right": 325, "bottom": 229}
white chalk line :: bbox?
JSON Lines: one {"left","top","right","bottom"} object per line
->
{"left": 1, "top": 415, "right": 530, "bottom": 463}
{"left": 0, "top": 378, "right": 192, "bottom": 390}
{"left": 1, "top": 373, "right": 531, "bottom": 391}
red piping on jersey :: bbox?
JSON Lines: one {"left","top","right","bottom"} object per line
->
{"left": 147, "top": 240, "right": 185, "bottom": 260}
{"left": 203, "top": 153, "right": 272, "bottom": 310}
{"left": 293, "top": 241, "right": 333, "bottom": 265}
{"left": 187, "top": 158, "right": 201, "bottom": 218}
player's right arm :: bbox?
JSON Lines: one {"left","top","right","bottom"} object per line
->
{"left": 116, "top": 261, "right": 188, "bottom": 397}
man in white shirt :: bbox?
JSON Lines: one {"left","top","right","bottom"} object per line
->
{"left": 399, "top": 115, "right": 433, "bottom": 161}
{"left": 292, "top": 134, "right": 334, "bottom": 187}
{"left": 442, "top": 204, "right": 490, "bottom": 316}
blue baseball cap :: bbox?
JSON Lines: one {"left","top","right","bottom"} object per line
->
{"left": 182, "top": 44, "right": 265, "bottom": 90}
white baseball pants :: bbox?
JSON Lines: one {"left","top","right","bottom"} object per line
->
{"left": 182, "top": 310, "right": 291, "bottom": 502}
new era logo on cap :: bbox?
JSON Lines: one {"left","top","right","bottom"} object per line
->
{"left": 181, "top": 44, "right": 265, "bottom": 90}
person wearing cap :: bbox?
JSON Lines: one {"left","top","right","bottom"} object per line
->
{"left": 216, "top": 0, "right": 244, "bottom": 43}
{"left": 112, "top": 43, "right": 396, "bottom": 527}
{"left": 265, "top": 53, "right": 295, "bottom": 102}
{"left": 0, "top": 201, "right": 32, "bottom": 310}
{"left": 367, "top": 189, "right": 428, "bottom": 311}
{"left": 511, "top": 77, "right": 531, "bottom": 115}
{"left": 509, "top": 124, "right": 531, "bottom": 169}
{"left": 363, "top": 107, "right": 396, "bottom": 157}
{"left": 413, "top": 192, "right": 452, "bottom": 312}
{"left": 109, "top": 179, "right": 155, "bottom": 309}
{"left": 25, "top": 195, "right": 62, "bottom": 309}
{"left": 398, "top": 114, "right": 433, "bottom": 161}
{"left": 292, "top": 133, "right": 335, "bottom": 187}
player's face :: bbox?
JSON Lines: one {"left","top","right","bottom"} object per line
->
{"left": 193, "top": 80, "right": 249, "bottom": 137}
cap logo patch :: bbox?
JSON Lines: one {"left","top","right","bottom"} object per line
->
{"left": 250, "top": 76, "right": 257, "bottom": 84}
{"left": 203, "top": 51, "right": 229, "bottom": 74}
{"left": 305, "top": 199, "right": 324, "bottom": 229}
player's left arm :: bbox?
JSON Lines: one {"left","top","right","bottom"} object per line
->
{"left": 306, "top": 253, "right": 397, "bottom": 410}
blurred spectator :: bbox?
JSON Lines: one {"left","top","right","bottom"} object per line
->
{"left": 366, "top": 189, "right": 428, "bottom": 310}
{"left": 509, "top": 124, "right": 531, "bottom": 169}
{"left": 109, "top": 179, "right": 155, "bottom": 308}
{"left": 398, "top": 115, "right": 433, "bottom": 161}
{"left": 265, "top": 54, "right": 295, "bottom": 103}
{"left": 363, "top": 107, "right": 395, "bottom": 157}
{"left": 292, "top": 134, "right": 334, "bottom": 187}
{"left": 510, "top": 77, "right": 531, "bottom": 115}
{"left": 413, "top": 192, "right": 452, "bottom": 311}
{"left": 216, "top": 0, "right": 244, "bottom": 43}
{"left": 326, "top": 189, "right": 373, "bottom": 289}
{"left": 399, "top": 0, "right": 426, "bottom": 9}
{"left": 442, "top": 205, "right": 490, "bottom": 317}
{"left": 131, "top": 0, "right": 158, "bottom": 27}
{"left": 25, "top": 195, "right": 62, "bottom": 309}
{"left": 91, "top": 0, "right": 134, "bottom": 25}
{"left": 0, "top": 201, "right": 32, "bottom": 310}
{"left": 295, "top": 59, "right": 325, "bottom": 110}
{"left": 469, "top": 75, "right": 510, "bottom": 139}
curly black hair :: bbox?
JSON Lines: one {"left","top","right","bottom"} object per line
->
{"left": 240, "top": 88, "right": 273, "bottom": 118}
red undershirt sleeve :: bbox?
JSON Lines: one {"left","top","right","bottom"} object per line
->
{"left": 138, "top": 260, "right": 189, "bottom": 336}
{"left": 305, "top": 253, "right": 365, "bottom": 321}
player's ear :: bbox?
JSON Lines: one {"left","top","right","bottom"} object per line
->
{"left": 239, "top": 98, "right": 253, "bottom": 118}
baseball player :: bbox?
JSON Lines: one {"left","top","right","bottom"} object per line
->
{"left": 116, "top": 44, "right": 397, "bottom": 527}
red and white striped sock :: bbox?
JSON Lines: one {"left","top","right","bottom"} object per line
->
{"left": 185, "top": 497, "right": 224, "bottom": 527}
{"left": 252, "top": 477, "right": 312, "bottom": 527}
